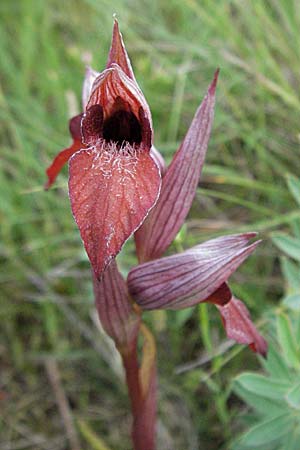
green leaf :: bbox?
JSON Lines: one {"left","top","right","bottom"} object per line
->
{"left": 283, "top": 294, "right": 300, "bottom": 311}
{"left": 286, "top": 174, "right": 300, "bottom": 207}
{"left": 233, "top": 381, "right": 285, "bottom": 417}
{"left": 281, "top": 257, "right": 300, "bottom": 291}
{"left": 260, "top": 344, "right": 291, "bottom": 380}
{"left": 285, "top": 382, "right": 300, "bottom": 410}
{"left": 285, "top": 431, "right": 300, "bottom": 450}
{"left": 239, "top": 413, "right": 293, "bottom": 447}
{"left": 234, "top": 372, "right": 290, "bottom": 400}
{"left": 271, "top": 234, "right": 300, "bottom": 262}
{"left": 291, "top": 218, "right": 300, "bottom": 240}
{"left": 296, "top": 316, "right": 300, "bottom": 344}
{"left": 276, "top": 312, "right": 300, "bottom": 369}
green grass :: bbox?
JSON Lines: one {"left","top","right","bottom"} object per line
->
{"left": 1, "top": 0, "right": 300, "bottom": 448}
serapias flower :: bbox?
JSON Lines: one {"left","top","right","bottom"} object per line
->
{"left": 45, "top": 19, "right": 266, "bottom": 356}
{"left": 45, "top": 20, "right": 161, "bottom": 279}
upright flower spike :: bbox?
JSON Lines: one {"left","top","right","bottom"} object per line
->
{"left": 46, "top": 20, "right": 161, "bottom": 278}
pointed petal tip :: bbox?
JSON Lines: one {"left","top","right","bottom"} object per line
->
{"left": 241, "top": 239, "right": 261, "bottom": 259}
{"left": 209, "top": 68, "right": 220, "bottom": 95}
{"left": 106, "top": 17, "right": 135, "bottom": 80}
{"left": 252, "top": 336, "right": 268, "bottom": 358}
{"left": 113, "top": 14, "right": 119, "bottom": 27}
{"left": 248, "top": 239, "right": 262, "bottom": 251}
{"left": 112, "top": 17, "right": 119, "bottom": 40}
{"left": 109, "top": 18, "right": 124, "bottom": 58}
{"left": 243, "top": 231, "right": 258, "bottom": 239}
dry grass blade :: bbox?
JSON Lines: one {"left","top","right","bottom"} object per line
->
{"left": 45, "top": 359, "right": 81, "bottom": 450}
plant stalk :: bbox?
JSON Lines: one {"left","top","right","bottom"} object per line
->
{"left": 121, "top": 334, "right": 157, "bottom": 450}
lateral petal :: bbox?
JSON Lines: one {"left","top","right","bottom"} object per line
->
{"left": 69, "top": 144, "right": 161, "bottom": 279}
{"left": 216, "top": 297, "right": 268, "bottom": 357}
{"left": 128, "top": 233, "right": 259, "bottom": 310}
{"left": 106, "top": 19, "right": 136, "bottom": 81}
{"left": 93, "top": 261, "right": 140, "bottom": 350}
{"left": 45, "top": 140, "right": 82, "bottom": 190}
{"left": 68, "top": 113, "right": 84, "bottom": 141}
{"left": 45, "top": 114, "right": 84, "bottom": 189}
{"left": 135, "top": 70, "right": 219, "bottom": 262}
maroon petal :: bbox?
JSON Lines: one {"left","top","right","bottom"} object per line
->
{"left": 106, "top": 19, "right": 136, "bottom": 81}
{"left": 135, "top": 70, "right": 219, "bottom": 262}
{"left": 68, "top": 113, "right": 84, "bottom": 141}
{"left": 69, "top": 144, "right": 161, "bottom": 279}
{"left": 45, "top": 114, "right": 84, "bottom": 189}
{"left": 217, "top": 297, "right": 268, "bottom": 357}
{"left": 204, "top": 282, "right": 232, "bottom": 306}
{"left": 128, "top": 233, "right": 259, "bottom": 310}
{"left": 45, "top": 141, "right": 81, "bottom": 190}
{"left": 93, "top": 261, "right": 140, "bottom": 349}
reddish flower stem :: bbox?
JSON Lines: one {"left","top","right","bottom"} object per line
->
{"left": 121, "top": 337, "right": 157, "bottom": 450}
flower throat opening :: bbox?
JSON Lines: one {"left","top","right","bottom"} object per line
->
{"left": 103, "top": 109, "right": 142, "bottom": 147}
{"left": 82, "top": 99, "right": 149, "bottom": 149}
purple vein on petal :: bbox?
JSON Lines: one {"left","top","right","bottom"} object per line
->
{"left": 128, "top": 234, "right": 260, "bottom": 310}
{"left": 135, "top": 70, "right": 219, "bottom": 262}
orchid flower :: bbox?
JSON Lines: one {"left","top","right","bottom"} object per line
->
{"left": 46, "top": 20, "right": 267, "bottom": 450}
{"left": 46, "top": 20, "right": 161, "bottom": 279}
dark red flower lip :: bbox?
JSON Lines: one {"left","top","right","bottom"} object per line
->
{"left": 68, "top": 143, "right": 161, "bottom": 279}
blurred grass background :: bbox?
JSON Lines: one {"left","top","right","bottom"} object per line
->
{"left": 1, "top": 0, "right": 299, "bottom": 449}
